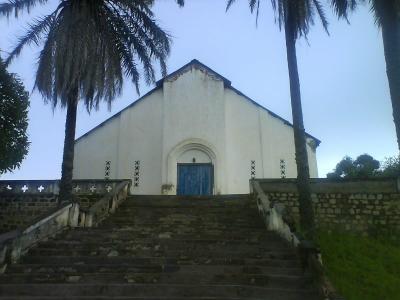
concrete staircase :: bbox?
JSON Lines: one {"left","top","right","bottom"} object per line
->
{"left": 0, "top": 195, "right": 320, "bottom": 299}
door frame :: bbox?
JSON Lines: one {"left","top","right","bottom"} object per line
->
{"left": 177, "top": 163, "right": 214, "bottom": 195}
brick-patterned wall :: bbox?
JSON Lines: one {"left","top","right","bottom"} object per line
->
{"left": 0, "top": 194, "right": 103, "bottom": 234}
{"left": 256, "top": 178, "right": 400, "bottom": 236}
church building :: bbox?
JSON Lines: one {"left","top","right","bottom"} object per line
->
{"left": 73, "top": 60, "right": 320, "bottom": 195}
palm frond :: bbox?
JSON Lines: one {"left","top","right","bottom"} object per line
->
{"left": 330, "top": 0, "right": 358, "bottom": 21}
{"left": 7, "top": 0, "right": 172, "bottom": 112}
{"left": 5, "top": 13, "right": 56, "bottom": 65}
{"left": 0, "top": 0, "right": 48, "bottom": 18}
{"left": 369, "top": 0, "right": 399, "bottom": 27}
{"left": 175, "top": 0, "right": 184, "bottom": 7}
{"left": 227, "top": 0, "right": 330, "bottom": 39}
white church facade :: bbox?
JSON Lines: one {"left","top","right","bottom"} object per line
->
{"left": 73, "top": 60, "right": 320, "bottom": 195}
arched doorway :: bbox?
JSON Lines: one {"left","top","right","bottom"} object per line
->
{"left": 177, "top": 149, "right": 213, "bottom": 195}
{"left": 166, "top": 139, "right": 217, "bottom": 196}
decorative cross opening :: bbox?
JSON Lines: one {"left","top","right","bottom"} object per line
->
{"left": 37, "top": 185, "right": 45, "bottom": 193}
{"left": 21, "top": 185, "right": 28, "bottom": 193}
{"left": 133, "top": 161, "right": 140, "bottom": 187}
{"left": 105, "top": 161, "right": 111, "bottom": 179}
{"left": 106, "top": 185, "right": 112, "bottom": 193}
{"left": 89, "top": 185, "right": 97, "bottom": 193}
{"left": 280, "top": 159, "right": 286, "bottom": 179}
{"left": 250, "top": 160, "right": 256, "bottom": 179}
{"left": 73, "top": 185, "right": 81, "bottom": 193}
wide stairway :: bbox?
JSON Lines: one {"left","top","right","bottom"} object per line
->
{"left": 0, "top": 195, "right": 319, "bottom": 299}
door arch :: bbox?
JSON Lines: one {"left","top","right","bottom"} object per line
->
{"left": 166, "top": 139, "right": 218, "bottom": 195}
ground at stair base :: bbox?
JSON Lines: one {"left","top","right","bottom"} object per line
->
{"left": 0, "top": 195, "right": 320, "bottom": 300}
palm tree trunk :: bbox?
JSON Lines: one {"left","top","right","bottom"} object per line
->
{"left": 58, "top": 91, "right": 78, "bottom": 204}
{"left": 381, "top": 17, "right": 400, "bottom": 153}
{"left": 284, "top": 19, "right": 316, "bottom": 240}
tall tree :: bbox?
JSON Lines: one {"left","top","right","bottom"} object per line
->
{"left": 0, "top": 56, "right": 29, "bottom": 174}
{"left": 0, "top": 0, "right": 181, "bottom": 202}
{"left": 331, "top": 0, "right": 400, "bottom": 152}
{"left": 226, "top": 0, "right": 330, "bottom": 240}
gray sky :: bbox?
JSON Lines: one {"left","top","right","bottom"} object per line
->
{"left": 0, "top": 0, "right": 396, "bottom": 179}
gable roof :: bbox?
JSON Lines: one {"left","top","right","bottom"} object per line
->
{"left": 76, "top": 59, "right": 321, "bottom": 146}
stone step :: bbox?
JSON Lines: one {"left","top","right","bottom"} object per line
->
{"left": 28, "top": 245, "right": 296, "bottom": 258}
{"left": 55, "top": 232, "right": 277, "bottom": 242}
{"left": 7, "top": 264, "right": 303, "bottom": 276}
{"left": 114, "top": 207, "right": 259, "bottom": 214}
{"left": 61, "top": 227, "right": 272, "bottom": 238}
{"left": 38, "top": 238, "right": 287, "bottom": 249}
{"left": 0, "top": 283, "right": 319, "bottom": 299}
{"left": 103, "top": 216, "right": 263, "bottom": 225}
{"left": 21, "top": 256, "right": 300, "bottom": 268}
{"left": 122, "top": 197, "right": 254, "bottom": 208}
{"left": 0, "top": 271, "right": 313, "bottom": 289}
{"left": 0, "top": 297, "right": 311, "bottom": 300}
{"left": 95, "top": 224, "right": 267, "bottom": 231}
{"left": 39, "top": 233, "right": 286, "bottom": 248}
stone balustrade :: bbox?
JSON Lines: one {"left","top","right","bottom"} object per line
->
{"left": 0, "top": 180, "right": 131, "bottom": 273}
{"left": 250, "top": 179, "right": 344, "bottom": 300}
{"left": 0, "top": 179, "right": 131, "bottom": 234}
{"left": 0, "top": 179, "right": 130, "bottom": 195}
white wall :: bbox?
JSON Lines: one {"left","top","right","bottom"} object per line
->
{"left": 161, "top": 67, "right": 227, "bottom": 194}
{"left": 73, "top": 63, "right": 319, "bottom": 195}
{"left": 116, "top": 90, "right": 164, "bottom": 194}
{"left": 73, "top": 116, "right": 120, "bottom": 179}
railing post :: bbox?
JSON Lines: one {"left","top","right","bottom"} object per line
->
{"left": 68, "top": 203, "right": 80, "bottom": 227}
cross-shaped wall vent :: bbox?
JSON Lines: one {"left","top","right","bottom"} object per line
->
{"left": 105, "top": 161, "right": 111, "bottom": 179}
{"left": 250, "top": 160, "right": 256, "bottom": 179}
{"left": 21, "top": 185, "right": 28, "bottom": 193}
{"left": 133, "top": 161, "right": 140, "bottom": 187}
{"left": 280, "top": 159, "right": 286, "bottom": 179}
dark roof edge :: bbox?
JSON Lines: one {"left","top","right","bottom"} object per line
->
{"left": 75, "top": 85, "right": 162, "bottom": 143}
{"left": 227, "top": 86, "right": 321, "bottom": 146}
{"left": 156, "top": 59, "right": 232, "bottom": 88}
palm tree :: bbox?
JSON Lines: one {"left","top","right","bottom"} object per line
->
{"left": 0, "top": 0, "right": 182, "bottom": 202}
{"left": 331, "top": 0, "right": 400, "bottom": 153}
{"left": 227, "top": 0, "right": 330, "bottom": 240}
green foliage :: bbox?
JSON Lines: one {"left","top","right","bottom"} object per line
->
{"left": 319, "top": 231, "right": 400, "bottom": 300}
{"left": 327, "top": 154, "right": 380, "bottom": 179}
{"left": 0, "top": 57, "right": 29, "bottom": 174}
{"left": 0, "top": 0, "right": 179, "bottom": 111}
{"left": 327, "top": 154, "right": 400, "bottom": 178}
{"left": 381, "top": 155, "right": 400, "bottom": 177}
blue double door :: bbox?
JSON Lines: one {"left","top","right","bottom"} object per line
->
{"left": 177, "top": 163, "right": 213, "bottom": 196}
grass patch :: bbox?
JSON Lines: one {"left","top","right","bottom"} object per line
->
{"left": 318, "top": 231, "right": 400, "bottom": 300}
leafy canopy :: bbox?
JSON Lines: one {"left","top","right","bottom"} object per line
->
{"left": 381, "top": 156, "right": 400, "bottom": 177}
{"left": 0, "top": 0, "right": 182, "bottom": 112}
{"left": 0, "top": 57, "right": 29, "bottom": 174}
{"left": 326, "top": 154, "right": 400, "bottom": 179}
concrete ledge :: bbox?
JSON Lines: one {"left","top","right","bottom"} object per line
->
{"left": 256, "top": 177, "right": 399, "bottom": 194}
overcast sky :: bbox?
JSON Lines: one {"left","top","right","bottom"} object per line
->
{"left": 0, "top": 0, "right": 396, "bottom": 180}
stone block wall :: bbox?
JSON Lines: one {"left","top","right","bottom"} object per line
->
{"left": 0, "top": 179, "right": 129, "bottom": 234}
{"left": 256, "top": 178, "right": 400, "bottom": 236}
{"left": 0, "top": 194, "right": 58, "bottom": 233}
{"left": 0, "top": 194, "right": 103, "bottom": 233}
